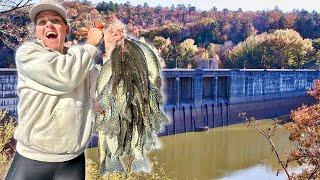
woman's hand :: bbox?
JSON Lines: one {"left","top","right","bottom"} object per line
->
{"left": 86, "top": 27, "right": 104, "bottom": 47}
{"left": 103, "top": 26, "right": 124, "bottom": 60}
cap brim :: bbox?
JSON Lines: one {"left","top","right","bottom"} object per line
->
{"left": 29, "top": 3, "right": 67, "bottom": 23}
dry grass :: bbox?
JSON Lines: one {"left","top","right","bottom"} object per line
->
{"left": 85, "top": 148, "right": 174, "bottom": 180}
{"left": 0, "top": 110, "right": 17, "bottom": 179}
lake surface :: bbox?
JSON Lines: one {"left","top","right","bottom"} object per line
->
{"left": 86, "top": 120, "right": 294, "bottom": 179}
{"left": 149, "top": 120, "right": 293, "bottom": 180}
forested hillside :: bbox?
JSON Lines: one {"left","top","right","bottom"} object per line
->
{"left": 1, "top": 0, "right": 320, "bottom": 68}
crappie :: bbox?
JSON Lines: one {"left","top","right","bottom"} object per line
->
{"left": 94, "top": 38, "right": 168, "bottom": 175}
{"left": 134, "top": 39, "right": 162, "bottom": 89}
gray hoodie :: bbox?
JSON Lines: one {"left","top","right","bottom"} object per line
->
{"left": 14, "top": 41, "right": 99, "bottom": 162}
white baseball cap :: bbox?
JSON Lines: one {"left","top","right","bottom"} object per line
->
{"left": 29, "top": 0, "right": 67, "bottom": 24}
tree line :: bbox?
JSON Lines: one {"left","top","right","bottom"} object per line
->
{"left": 77, "top": 1, "right": 320, "bottom": 69}
{"left": 1, "top": 0, "right": 320, "bottom": 68}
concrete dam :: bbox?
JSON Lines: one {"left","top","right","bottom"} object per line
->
{"left": 0, "top": 69, "right": 319, "bottom": 136}
{"left": 159, "top": 69, "right": 319, "bottom": 135}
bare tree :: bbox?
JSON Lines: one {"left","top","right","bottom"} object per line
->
{"left": 0, "top": 8, "right": 31, "bottom": 49}
{"left": 0, "top": 0, "right": 32, "bottom": 16}
{"left": 0, "top": 0, "right": 32, "bottom": 68}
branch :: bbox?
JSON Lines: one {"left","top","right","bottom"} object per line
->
{"left": 240, "top": 113, "right": 292, "bottom": 179}
{"left": 308, "top": 164, "right": 319, "bottom": 180}
{"left": 0, "top": 0, "right": 32, "bottom": 16}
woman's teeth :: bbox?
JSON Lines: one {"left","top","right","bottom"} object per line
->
{"left": 46, "top": 32, "right": 57, "bottom": 38}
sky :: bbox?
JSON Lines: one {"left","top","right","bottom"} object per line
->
{"left": 90, "top": 0, "right": 320, "bottom": 12}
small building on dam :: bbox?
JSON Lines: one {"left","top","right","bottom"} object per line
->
{"left": 0, "top": 69, "right": 319, "bottom": 136}
{"left": 159, "top": 69, "right": 320, "bottom": 135}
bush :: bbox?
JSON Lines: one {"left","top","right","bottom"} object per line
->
{"left": 229, "top": 29, "right": 315, "bottom": 69}
{"left": 0, "top": 110, "right": 17, "bottom": 179}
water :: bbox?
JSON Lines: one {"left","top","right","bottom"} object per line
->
{"left": 150, "top": 120, "right": 293, "bottom": 180}
{"left": 85, "top": 120, "right": 295, "bottom": 179}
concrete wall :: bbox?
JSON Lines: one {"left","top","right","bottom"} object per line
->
{"left": 159, "top": 69, "right": 319, "bottom": 135}
{"left": 0, "top": 69, "right": 18, "bottom": 116}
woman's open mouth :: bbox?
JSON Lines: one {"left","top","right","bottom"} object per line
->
{"left": 46, "top": 31, "right": 58, "bottom": 39}
{"left": 43, "top": 30, "right": 60, "bottom": 50}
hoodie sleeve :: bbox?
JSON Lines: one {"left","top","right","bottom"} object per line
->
{"left": 89, "top": 65, "right": 99, "bottom": 99}
{"left": 15, "top": 42, "right": 98, "bottom": 95}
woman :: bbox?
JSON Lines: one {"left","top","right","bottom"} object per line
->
{"left": 5, "top": 1, "right": 123, "bottom": 179}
